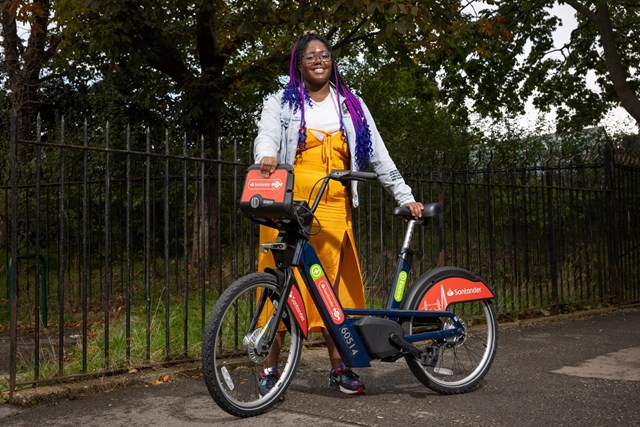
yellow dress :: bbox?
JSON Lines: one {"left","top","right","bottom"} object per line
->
{"left": 258, "top": 128, "right": 365, "bottom": 332}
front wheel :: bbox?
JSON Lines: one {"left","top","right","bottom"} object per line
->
{"left": 404, "top": 298, "right": 497, "bottom": 394}
{"left": 202, "top": 273, "right": 303, "bottom": 417}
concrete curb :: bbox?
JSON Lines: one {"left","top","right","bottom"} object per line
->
{"left": 498, "top": 304, "right": 639, "bottom": 329}
{"left": 6, "top": 361, "right": 203, "bottom": 408}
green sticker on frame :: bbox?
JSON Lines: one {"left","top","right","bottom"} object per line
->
{"left": 394, "top": 271, "right": 408, "bottom": 302}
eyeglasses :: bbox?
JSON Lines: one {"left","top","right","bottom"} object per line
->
{"left": 303, "top": 51, "right": 332, "bottom": 64}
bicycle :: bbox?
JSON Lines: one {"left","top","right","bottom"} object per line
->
{"left": 202, "top": 165, "right": 498, "bottom": 417}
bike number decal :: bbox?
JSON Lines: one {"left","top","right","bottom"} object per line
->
{"left": 417, "top": 277, "right": 494, "bottom": 311}
{"left": 309, "top": 264, "right": 344, "bottom": 324}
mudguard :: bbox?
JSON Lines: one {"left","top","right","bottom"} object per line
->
{"left": 401, "top": 266, "right": 494, "bottom": 311}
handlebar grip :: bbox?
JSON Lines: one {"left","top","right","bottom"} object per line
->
{"left": 329, "top": 170, "right": 378, "bottom": 182}
{"left": 349, "top": 171, "right": 378, "bottom": 181}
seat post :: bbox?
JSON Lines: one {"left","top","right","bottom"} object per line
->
{"left": 401, "top": 219, "right": 420, "bottom": 252}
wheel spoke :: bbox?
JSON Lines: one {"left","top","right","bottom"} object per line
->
{"left": 405, "top": 297, "right": 497, "bottom": 394}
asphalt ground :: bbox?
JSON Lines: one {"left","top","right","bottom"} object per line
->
{"left": 1, "top": 307, "right": 640, "bottom": 426}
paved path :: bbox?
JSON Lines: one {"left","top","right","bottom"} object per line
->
{"left": 2, "top": 307, "right": 640, "bottom": 426}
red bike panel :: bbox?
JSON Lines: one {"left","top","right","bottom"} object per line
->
{"left": 287, "top": 283, "right": 308, "bottom": 337}
{"left": 417, "top": 277, "right": 494, "bottom": 311}
{"left": 312, "top": 267, "right": 345, "bottom": 325}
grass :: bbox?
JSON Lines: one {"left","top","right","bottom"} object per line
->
{"left": 0, "top": 292, "right": 216, "bottom": 397}
{"left": 68, "top": 295, "right": 212, "bottom": 372}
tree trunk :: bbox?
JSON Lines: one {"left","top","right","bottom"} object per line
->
{"left": 191, "top": 107, "right": 221, "bottom": 272}
{"left": 1, "top": 0, "right": 53, "bottom": 141}
{"left": 593, "top": 5, "right": 640, "bottom": 123}
{"left": 565, "top": 0, "right": 640, "bottom": 123}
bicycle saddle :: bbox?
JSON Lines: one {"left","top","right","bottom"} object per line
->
{"left": 392, "top": 202, "right": 442, "bottom": 220}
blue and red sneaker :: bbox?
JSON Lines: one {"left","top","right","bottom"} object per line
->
{"left": 329, "top": 363, "right": 365, "bottom": 395}
{"left": 258, "top": 365, "right": 279, "bottom": 396}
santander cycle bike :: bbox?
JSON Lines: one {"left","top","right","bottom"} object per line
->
{"left": 202, "top": 165, "right": 498, "bottom": 417}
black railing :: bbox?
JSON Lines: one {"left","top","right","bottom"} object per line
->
{"left": 2, "top": 113, "right": 639, "bottom": 396}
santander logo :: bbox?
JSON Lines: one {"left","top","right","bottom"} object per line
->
{"left": 418, "top": 277, "right": 493, "bottom": 311}
{"left": 248, "top": 178, "right": 283, "bottom": 190}
{"left": 288, "top": 291, "right": 306, "bottom": 322}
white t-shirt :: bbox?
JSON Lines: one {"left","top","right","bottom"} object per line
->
{"left": 305, "top": 88, "right": 341, "bottom": 140}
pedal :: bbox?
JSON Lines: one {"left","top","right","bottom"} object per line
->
{"left": 419, "top": 345, "right": 439, "bottom": 367}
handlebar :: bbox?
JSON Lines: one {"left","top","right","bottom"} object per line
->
{"left": 310, "top": 170, "right": 378, "bottom": 213}
{"left": 329, "top": 170, "right": 378, "bottom": 183}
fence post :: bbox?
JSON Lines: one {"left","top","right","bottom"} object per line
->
{"left": 9, "top": 110, "right": 18, "bottom": 399}
{"left": 546, "top": 169, "right": 559, "bottom": 314}
{"left": 604, "top": 144, "right": 620, "bottom": 303}
{"left": 7, "top": 255, "right": 48, "bottom": 327}
{"left": 57, "top": 116, "right": 66, "bottom": 376}
{"left": 437, "top": 154, "right": 445, "bottom": 267}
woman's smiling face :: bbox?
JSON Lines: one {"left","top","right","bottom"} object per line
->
{"left": 300, "top": 40, "right": 333, "bottom": 89}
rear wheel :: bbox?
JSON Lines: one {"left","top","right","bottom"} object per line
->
{"left": 404, "top": 298, "right": 497, "bottom": 394}
{"left": 202, "top": 273, "right": 303, "bottom": 417}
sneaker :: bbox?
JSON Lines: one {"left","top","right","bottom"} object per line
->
{"left": 329, "top": 363, "right": 365, "bottom": 395}
{"left": 258, "top": 366, "right": 279, "bottom": 396}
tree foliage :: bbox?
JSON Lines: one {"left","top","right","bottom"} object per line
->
{"left": 347, "top": 62, "right": 478, "bottom": 164}
{"left": 53, "top": 1, "right": 457, "bottom": 146}
{"left": 2, "top": 1, "right": 638, "bottom": 145}
{"left": 433, "top": 0, "right": 640, "bottom": 130}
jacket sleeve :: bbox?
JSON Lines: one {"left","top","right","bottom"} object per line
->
{"left": 361, "top": 99, "right": 416, "bottom": 206}
{"left": 254, "top": 93, "right": 283, "bottom": 163}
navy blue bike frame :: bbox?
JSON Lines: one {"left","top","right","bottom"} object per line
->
{"left": 282, "top": 237, "right": 465, "bottom": 368}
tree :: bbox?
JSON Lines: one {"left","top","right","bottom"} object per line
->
{"left": 562, "top": 0, "right": 640, "bottom": 123}
{"left": 429, "top": 1, "right": 640, "bottom": 130}
{"left": 1, "top": 0, "right": 58, "bottom": 141}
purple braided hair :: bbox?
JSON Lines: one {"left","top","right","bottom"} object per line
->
{"left": 281, "top": 32, "right": 372, "bottom": 170}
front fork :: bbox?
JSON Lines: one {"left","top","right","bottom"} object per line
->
{"left": 245, "top": 267, "right": 296, "bottom": 360}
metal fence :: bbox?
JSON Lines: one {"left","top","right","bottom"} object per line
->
{"left": 2, "top": 113, "right": 639, "bottom": 396}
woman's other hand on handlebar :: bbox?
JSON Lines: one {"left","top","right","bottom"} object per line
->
{"left": 403, "top": 201, "right": 424, "bottom": 220}
{"left": 259, "top": 156, "right": 279, "bottom": 178}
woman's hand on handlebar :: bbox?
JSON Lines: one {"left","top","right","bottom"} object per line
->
{"left": 259, "top": 156, "right": 279, "bottom": 178}
{"left": 403, "top": 201, "right": 424, "bottom": 220}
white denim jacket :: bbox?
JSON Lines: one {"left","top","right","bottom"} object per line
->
{"left": 254, "top": 88, "right": 416, "bottom": 208}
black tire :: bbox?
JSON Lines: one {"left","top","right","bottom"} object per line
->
{"left": 404, "top": 298, "right": 497, "bottom": 394}
{"left": 202, "top": 273, "right": 303, "bottom": 417}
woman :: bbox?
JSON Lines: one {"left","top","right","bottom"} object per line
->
{"left": 254, "top": 31, "right": 423, "bottom": 395}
